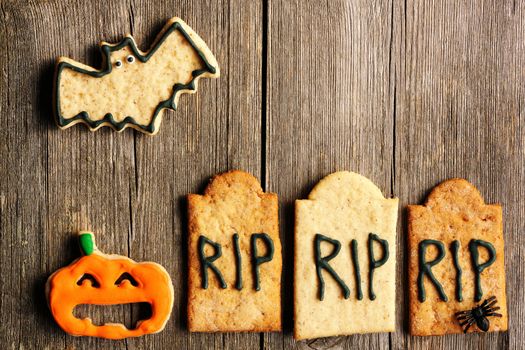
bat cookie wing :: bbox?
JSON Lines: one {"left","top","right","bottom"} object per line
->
{"left": 54, "top": 17, "right": 219, "bottom": 135}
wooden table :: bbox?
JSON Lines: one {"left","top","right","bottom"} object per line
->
{"left": 1, "top": 0, "right": 523, "bottom": 349}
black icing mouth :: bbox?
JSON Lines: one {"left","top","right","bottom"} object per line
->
{"left": 73, "top": 302, "right": 152, "bottom": 329}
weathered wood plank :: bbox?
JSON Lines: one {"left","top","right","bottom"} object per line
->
{"left": 1, "top": 0, "right": 524, "bottom": 349}
{"left": 126, "top": 1, "right": 263, "bottom": 350}
{"left": 0, "top": 0, "right": 262, "bottom": 349}
{"left": 0, "top": 2, "right": 58, "bottom": 349}
{"left": 16, "top": 1, "right": 136, "bottom": 349}
{"left": 265, "top": 0, "right": 395, "bottom": 349}
{"left": 392, "top": 0, "right": 523, "bottom": 349}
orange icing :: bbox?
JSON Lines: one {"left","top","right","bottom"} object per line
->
{"left": 48, "top": 235, "right": 173, "bottom": 339}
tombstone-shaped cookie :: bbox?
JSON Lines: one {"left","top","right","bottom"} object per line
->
{"left": 294, "top": 171, "right": 398, "bottom": 339}
{"left": 408, "top": 179, "right": 508, "bottom": 335}
{"left": 187, "top": 170, "right": 282, "bottom": 332}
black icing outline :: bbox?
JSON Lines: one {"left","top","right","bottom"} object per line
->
{"left": 54, "top": 21, "right": 217, "bottom": 134}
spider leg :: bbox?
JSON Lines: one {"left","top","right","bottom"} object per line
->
{"left": 484, "top": 306, "right": 501, "bottom": 313}
{"left": 458, "top": 314, "right": 475, "bottom": 326}
{"left": 485, "top": 312, "right": 503, "bottom": 318}
{"left": 455, "top": 310, "right": 472, "bottom": 317}
{"left": 480, "top": 296, "right": 497, "bottom": 308}
{"left": 462, "top": 318, "right": 476, "bottom": 333}
{"left": 482, "top": 298, "right": 498, "bottom": 310}
{"left": 459, "top": 318, "right": 473, "bottom": 326}
{"left": 456, "top": 313, "right": 472, "bottom": 321}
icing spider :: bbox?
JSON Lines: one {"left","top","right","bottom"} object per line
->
{"left": 455, "top": 296, "right": 502, "bottom": 333}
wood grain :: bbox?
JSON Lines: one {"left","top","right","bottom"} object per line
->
{"left": 392, "top": 1, "right": 524, "bottom": 349}
{"left": 0, "top": 0, "right": 262, "bottom": 349}
{"left": 0, "top": 0, "right": 523, "bottom": 349}
{"left": 124, "top": 2, "right": 263, "bottom": 349}
{"left": 265, "top": 0, "right": 394, "bottom": 349}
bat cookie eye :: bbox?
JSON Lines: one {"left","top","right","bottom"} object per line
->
{"left": 115, "top": 60, "right": 123, "bottom": 68}
{"left": 126, "top": 55, "right": 135, "bottom": 64}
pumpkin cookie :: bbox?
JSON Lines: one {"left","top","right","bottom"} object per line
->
{"left": 54, "top": 17, "right": 219, "bottom": 135}
{"left": 408, "top": 179, "right": 508, "bottom": 335}
{"left": 187, "top": 170, "right": 282, "bottom": 332}
{"left": 294, "top": 171, "right": 398, "bottom": 339}
{"left": 46, "top": 232, "right": 174, "bottom": 339}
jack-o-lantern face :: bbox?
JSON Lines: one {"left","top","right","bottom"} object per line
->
{"left": 46, "top": 232, "right": 174, "bottom": 339}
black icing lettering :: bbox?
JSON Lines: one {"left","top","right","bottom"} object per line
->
{"left": 198, "top": 235, "right": 227, "bottom": 289}
{"left": 469, "top": 239, "right": 496, "bottom": 302}
{"left": 367, "top": 233, "right": 389, "bottom": 300}
{"left": 250, "top": 233, "right": 274, "bottom": 291}
{"left": 314, "top": 234, "right": 350, "bottom": 301}
{"left": 417, "top": 239, "right": 448, "bottom": 302}
{"left": 350, "top": 239, "right": 363, "bottom": 300}
{"left": 233, "top": 233, "right": 243, "bottom": 290}
{"left": 450, "top": 240, "right": 463, "bottom": 302}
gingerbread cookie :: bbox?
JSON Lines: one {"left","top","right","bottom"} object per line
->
{"left": 408, "top": 179, "right": 508, "bottom": 335}
{"left": 46, "top": 232, "right": 174, "bottom": 339}
{"left": 187, "top": 170, "right": 282, "bottom": 332}
{"left": 294, "top": 171, "right": 398, "bottom": 340}
{"left": 54, "top": 17, "right": 219, "bottom": 135}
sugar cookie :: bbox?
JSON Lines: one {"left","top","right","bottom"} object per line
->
{"left": 294, "top": 171, "right": 398, "bottom": 339}
{"left": 408, "top": 179, "right": 507, "bottom": 335}
{"left": 187, "top": 170, "right": 282, "bottom": 332}
{"left": 46, "top": 232, "right": 174, "bottom": 339}
{"left": 54, "top": 17, "right": 219, "bottom": 134}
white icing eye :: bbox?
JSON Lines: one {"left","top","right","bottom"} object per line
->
{"left": 126, "top": 55, "right": 135, "bottom": 64}
{"left": 115, "top": 60, "right": 123, "bottom": 68}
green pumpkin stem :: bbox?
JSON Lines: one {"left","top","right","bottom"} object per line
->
{"left": 79, "top": 232, "right": 96, "bottom": 256}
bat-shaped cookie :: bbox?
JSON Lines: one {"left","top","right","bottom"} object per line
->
{"left": 54, "top": 17, "right": 219, "bottom": 135}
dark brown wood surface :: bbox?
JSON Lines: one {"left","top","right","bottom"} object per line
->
{"left": 0, "top": 0, "right": 523, "bottom": 349}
